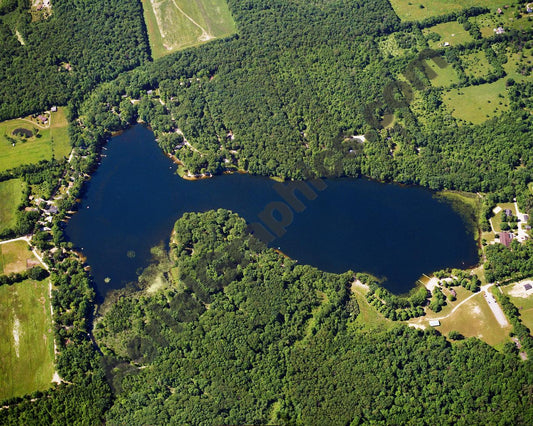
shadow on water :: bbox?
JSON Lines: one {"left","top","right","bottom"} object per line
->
{"left": 65, "top": 125, "right": 479, "bottom": 300}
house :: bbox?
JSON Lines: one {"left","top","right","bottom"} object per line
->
{"left": 38, "top": 114, "right": 47, "bottom": 123}
{"left": 524, "top": 283, "right": 532, "bottom": 291}
{"left": 429, "top": 320, "right": 441, "bottom": 327}
{"left": 443, "top": 42, "right": 450, "bottom": 47}
{"left": 51, "top": 106, "right": 57, "bottom": 112}
{"left": 499, "top": 232, "right": 513, "bottom": 247}
{"left": 449, "top": 288, "right": 457, "bottom": 297}
{"left": 504, "top": 209, "right": 512, "bottom": 217}
{"left": 497, "top": 8, "right": 503, "bottom": 14}
{"left": 494, "top": 27, "right": 505, "bottom": 35}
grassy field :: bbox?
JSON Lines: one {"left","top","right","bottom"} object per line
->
{"left": 502, "top": 47, "right": 533, "bottom": 84}
{"left": 424, "top": 58, "right": 459, "bottom": 87}
{"left": 350, "top": 282, "right": 395, "bottom": 332}
{"left": 471, "top": 7, "right": 533, "bottom": 38}
{"left": 0, "top": 240, "right": 38, "bottom": 275}
{"left": 490, "top": 202, "right": 517, "bottom": 233}
{"left": 443, "top": 78, "right": 510, "bottom": 124}
{"left": 409, "top": 287, "right": 512, "bottom": 348}
{"left": 141, "top": 0, "right": 236, "bottom": 59}
{"left": 0, "top": 178, "right": 24, "bottom": 233}
{"left": 461, "top": 51, "right": 494, "bottom": 78}
{"left": 0, "top": 107, "right": 71, "bottom": 173}
{"left": 0, "top": 279, "right": 55, "bottom": 401}
{"left": 389, "top": 0, "right": 503, "bottom": 21}
{"left": 423, "top": 21, "right": 472, "bottom": 48}
{"left": 503, "top": 280, "right": 533, "bottom": 332}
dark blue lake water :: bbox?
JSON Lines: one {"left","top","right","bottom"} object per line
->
{"left": 65, "top": 125, "right": 478, "bottom": 299}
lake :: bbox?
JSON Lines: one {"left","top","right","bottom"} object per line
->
{"left": 65, "top": 125, "right": 478, "bottom": 299}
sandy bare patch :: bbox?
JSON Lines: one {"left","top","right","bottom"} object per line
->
{"left": 471, "top": 305, "right": 481, "bottom": 316}
{"left": 408, "top": 323, "right": 426, "bottom": 330}
{"left": 483, "top": 290, "right": 509, "bottom": 327}
{"left": 13, "top": 316, "right": 21, "bottom": 358}
{"left": 52, "top": 371, "right": 62, "bottom": 384}
{"left": 350, "top": 279, "right": 369, "bottom": 293}
{"left": 508, "top": 280, "right": 533, "bottom": 298}
{"left": 15, "top": 30, "right": 25, "bottom": 46}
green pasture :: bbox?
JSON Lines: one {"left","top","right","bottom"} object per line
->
{"left": 424, "top": 58, "right": 459, "bottom": 87}
{"left": 389, "top": 0, "right": 503, "bottom": 22}
{"left": 0, "top": 279, "right": 55, "bottom": 401}
{"left": 141, "top": 0, "right": 235, "bottom": 59}
{"left": 443, "top": 78, "right": 510, "bottom": 124}
{"left": 423, "top": 21, "right": 472, "bottom": 48}
{"left": 0, "top": 178, "right": 24, "bottom": 233}
{"left": 503, "top": 47, "right": 533, "bottom": 84}
{"left": 0, "top": 107, "right": 71, "bottom": 173}
{"left": 471, "top": 7, "right": 533, "bottom": 38}
{"left": 461, "top": 50, "right": 494, "bottom": 78}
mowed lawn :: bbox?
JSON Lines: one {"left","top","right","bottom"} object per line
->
{"left": 0, "top": 240, "right": 38, "bottom": 275}
{"left": 443, "top": 78, "right": 510, "bottom": 124}
{"left": 423, "top": 21, "right": 472, "bottom": 48}
{"left": 0, "top": 279, "right": 55, "bottom": 401}
{"left": 409, "top": 288, "right": 512, "bottom": 348}
{"left": 141, "top": 0, "right": 236, "bottom": 59}
{"left": 389, "top": 0, "right": 502, "bottom": 21}
{"left": 0, "top": 178, "right": 24, "bottom": 233}
{"left": 0, "top": 107, "right": 71, "bottom": 173}
{"left": 504, "top": 281, "right": 533, "bottom": 333}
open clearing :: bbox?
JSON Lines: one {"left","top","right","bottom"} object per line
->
{"left": 504, "top": 280, "right": 533, "bottom": 332}
{"left": 443, "top": 78, "right": 510, "bottom": 124}
{"left": 389, "top": 0, "right": 502, "bottom": 21}
{"left": 0, "top": 239, "right": 38, "bottom": 275}
{"left": 141, "top": 0, "right": 236, "bottom": 59}
{"left": 409, "top": 287, "right": 512, "bottom": 348}
{"left": 423, "top": 21, "right": 472, "bottom": 49}
{"left": 471, "top": 7, "right": 533, "bottom": 38}
{"left": 502, "top": 46, "right": 533, "bottom": 84}
{"left": 461, "top": 51, "right": 494, "bottom": 79}
{"left": 349, "top": 281, "right": 395, "bottom": 332}
{"left": 0, "top": 278, "right": 55, "bottom": 401}
{"left": 424, "top": 58, "right": 459, "bottom": 87}
{"left": 0, "top": 178, "right": 24, "bottom": 233}
{"left": 0, "top": 107, "right": 71, "bottom": 173}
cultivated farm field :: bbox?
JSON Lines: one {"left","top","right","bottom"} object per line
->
{"left": 0, "top": 107, "right": 71, "bottom": 173}
{"left": 141, "top": 0, "right": 236, "bottom": 59}
{"left": 0, "top": 179, "right": 24, "bottom": 233}
{"left": 389, "top": 0, "right": 503, "bottom": 21}
{"left": 0, "top": 279, "right": 55, "bottom": 401}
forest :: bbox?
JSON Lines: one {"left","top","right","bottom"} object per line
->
{"left": 0, "top": 0, "right": 150, "bottom": 120}
{"left": 73, "top": 0, "right": 533, "bottom": 210}
{"left": 90, "top": 210, "right": 533, "bottom": 424}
